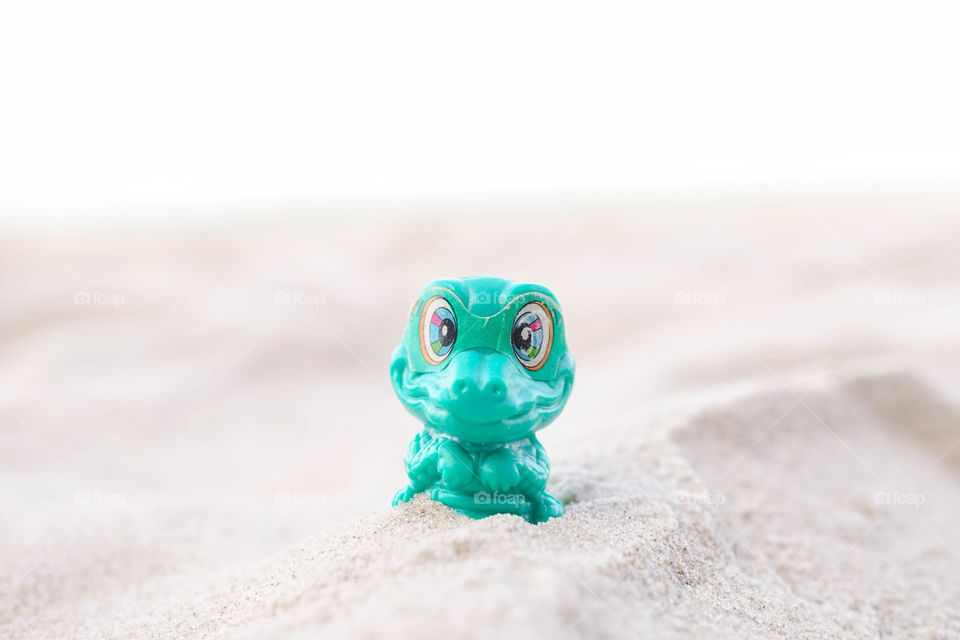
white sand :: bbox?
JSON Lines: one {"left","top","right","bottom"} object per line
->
{"left": 3, "top": 198, "right": 960, "bottom": 638}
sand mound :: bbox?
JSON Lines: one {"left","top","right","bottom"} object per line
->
{"left": 9, "top": 369, "right": 953, "bottom": 639}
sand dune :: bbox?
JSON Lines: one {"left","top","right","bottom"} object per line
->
{"left": 10, "top": 368, "right": 958, "bottom": 639}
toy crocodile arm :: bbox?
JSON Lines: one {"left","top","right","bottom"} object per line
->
{"left": 479, "top": 436, "right": 551, "bottom": 493}
{"left": 516, "top": 436, "right": 551, "bottom": 493}
{"left": 404, "top": 429, "right": 442, "bottom": 490}
{"left": 392, "top": 430, "right": 441, "bottom": 505}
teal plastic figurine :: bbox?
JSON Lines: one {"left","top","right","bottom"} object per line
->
{"left": 390, "top": 277, "right": 575, "bottom": 523}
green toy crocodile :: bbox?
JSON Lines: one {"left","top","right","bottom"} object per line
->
{"left": 390, "top": 276, "right": 575, "bottom": 523}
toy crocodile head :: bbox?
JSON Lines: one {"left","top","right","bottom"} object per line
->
{"left": 391, "top": 277, "right": 575, "bottom": 444}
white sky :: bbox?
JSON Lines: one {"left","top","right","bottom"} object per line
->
{"left": 1, "top": 1, "right": 958, "bottom": 222}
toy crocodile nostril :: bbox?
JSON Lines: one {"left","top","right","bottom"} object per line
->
{"left": 487, "top": 380, "right": 505, "bottom": 399}
{"left": 453, "top": 379, "right": 472, "bottom": 397}
{"left": 390, "top": 276, "right": 575, "bottom": 523}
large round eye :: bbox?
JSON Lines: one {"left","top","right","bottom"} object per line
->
{"left": 419, "top": 296, "right": 457, "bottom": 364}
{"left": 511, "top": 301, "right": 553, "bottom": 370}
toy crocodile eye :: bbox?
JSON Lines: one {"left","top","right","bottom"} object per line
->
{"left": 511, "top": 302, "right": 552, "bottom": 370}
{"left": 420, "top": 296, "right": 457, "bottom": 364}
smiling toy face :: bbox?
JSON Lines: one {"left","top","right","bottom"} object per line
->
{"left": 391, "top": 277, "right": 575, "bottom": 444}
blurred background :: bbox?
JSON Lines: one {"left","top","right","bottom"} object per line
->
{"left": 2, "top": 1, "right": 960, "bottom": 637}
{"left": 2, "top": 1, "right": 959, "bottom": 224}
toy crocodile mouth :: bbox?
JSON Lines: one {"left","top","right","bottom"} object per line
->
{"left": 396, "top": 363, "right": 572, "bottom": 434}
{"left": 456, "top": 377, "right": 570, "bottom": 426}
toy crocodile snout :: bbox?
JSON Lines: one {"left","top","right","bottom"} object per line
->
{"left": 436, "top": 349, "right": 532, "bottom": 423}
